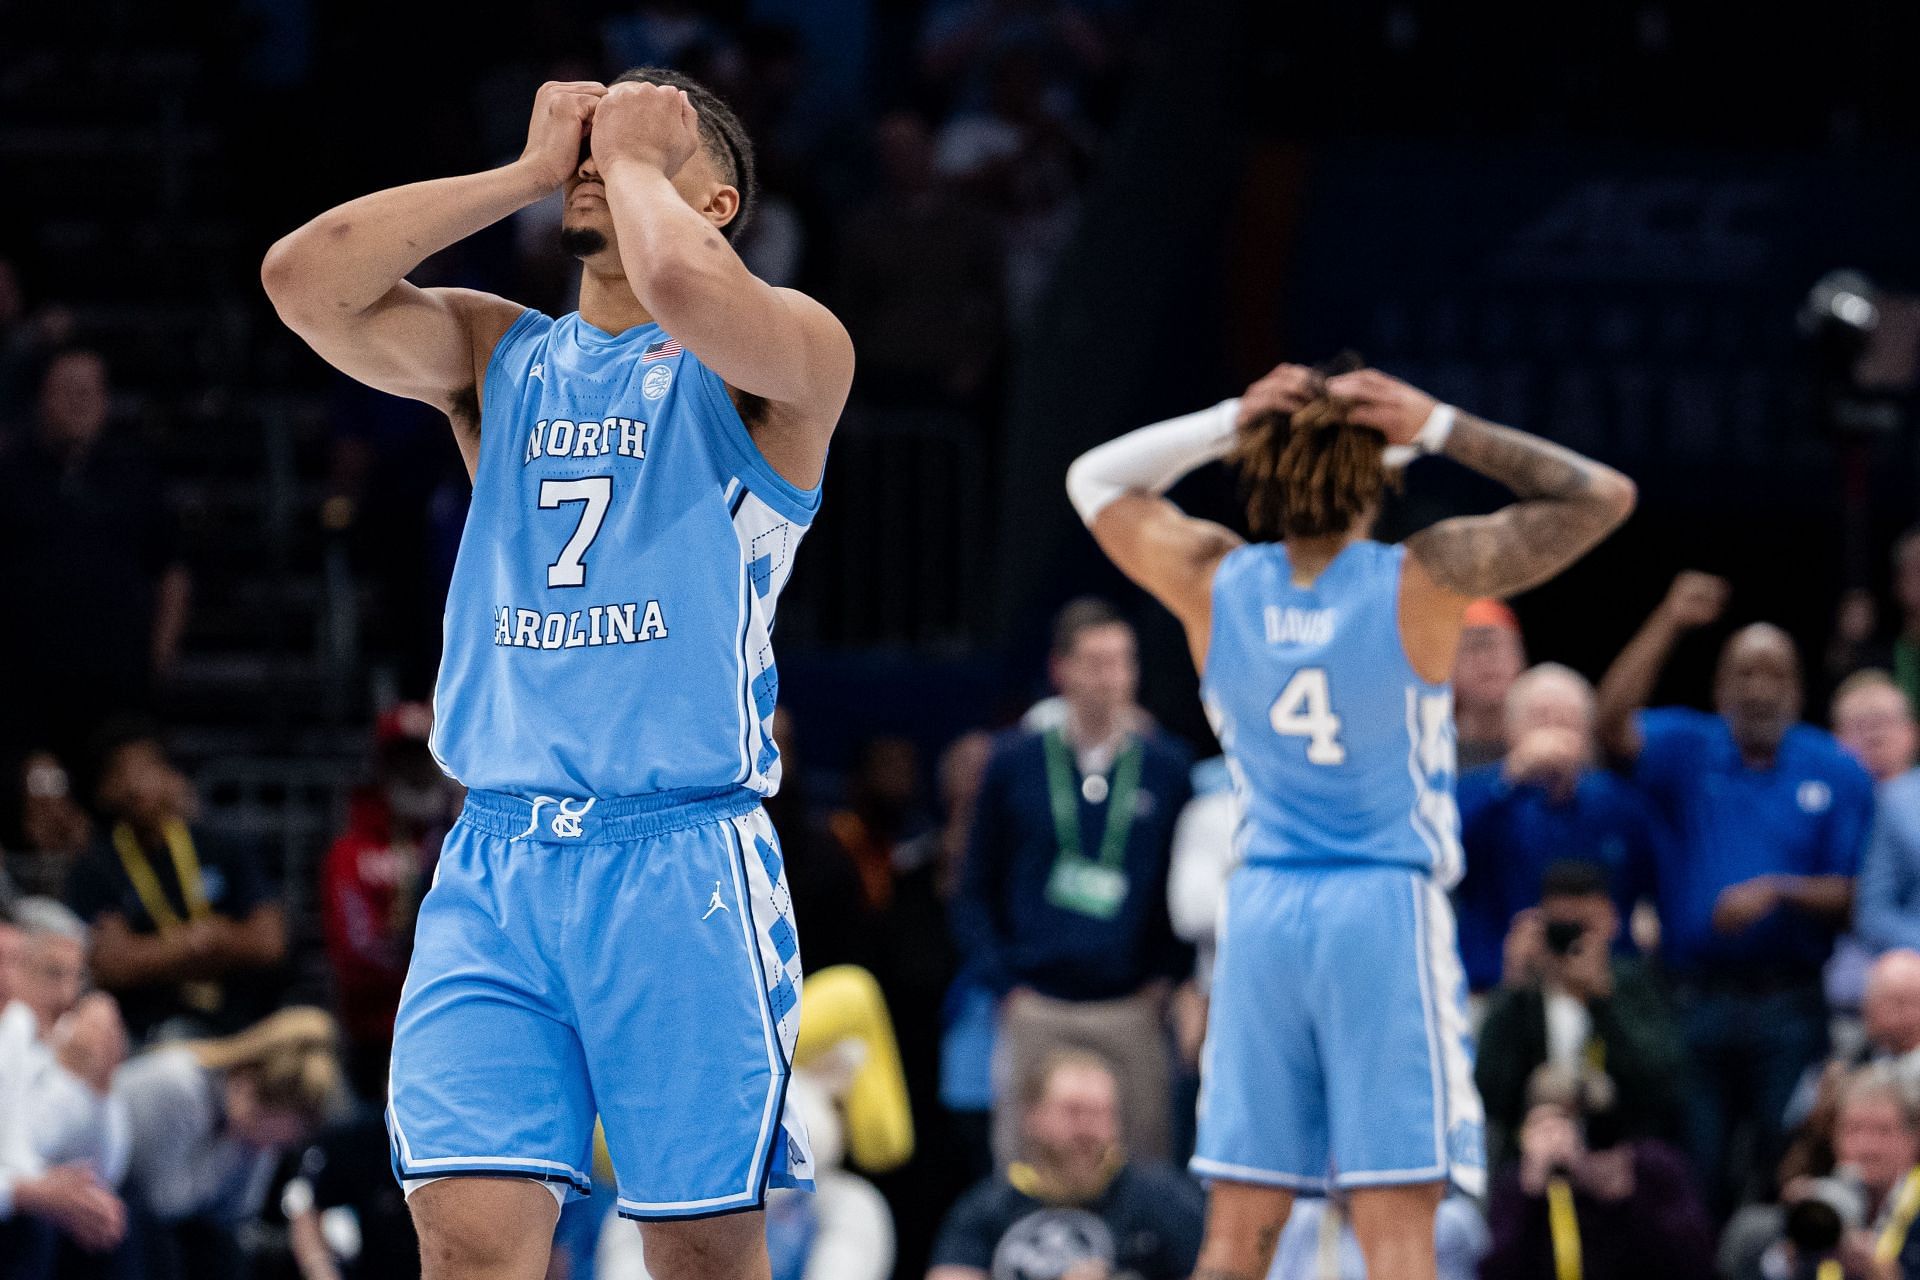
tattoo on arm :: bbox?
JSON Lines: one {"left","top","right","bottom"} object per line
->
{"left": 1405, "top": 412, "right": 1635, "bottom": 598}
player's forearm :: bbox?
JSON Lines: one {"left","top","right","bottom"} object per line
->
{"left": 262, "top": 163, "right": 547, "bottom": 321}
{"left": 1594, "top": 607, "right": 1683, "bottom": 753}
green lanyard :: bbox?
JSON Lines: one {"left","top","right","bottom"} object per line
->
{"left": 1041, "top": 729, "right": 1144, "bottom": 920}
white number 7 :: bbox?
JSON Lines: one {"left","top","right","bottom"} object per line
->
{"left": 1271, "top": 667, "right": 1346, "bottom": 765}
{"left": 540, "top": 477, "right": 612, "bottom": 588}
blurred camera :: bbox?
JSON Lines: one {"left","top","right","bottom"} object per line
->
{"left": 1544, "top": 919, "right": 1585, "bottom": 956}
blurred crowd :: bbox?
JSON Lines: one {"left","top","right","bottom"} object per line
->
{"left": 8, "top": 3, "right": 1920, "bottom": 1280}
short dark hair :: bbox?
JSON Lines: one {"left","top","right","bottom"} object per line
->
{"left": 611, "top": 66, "right": 757, "bottom": 241}
{"left": 1539, "top": 859, "right": 1610, "bottom": 903}
{"left": 1050, "top": 597, "right": 1129, "bottom": 660}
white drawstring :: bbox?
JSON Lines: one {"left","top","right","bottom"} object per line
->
{"left": 510, "top": 795, "right": 598, "bottom": 841}
{"left": 512, "top": 796, "right": 560, "bottom": 842}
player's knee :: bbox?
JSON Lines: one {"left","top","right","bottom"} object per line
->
{"left": 410, "top": 1178, "right": 559, "bottom": 1279}
{"left": 638, "top": 1213, "right": 767, "bottom": 1280}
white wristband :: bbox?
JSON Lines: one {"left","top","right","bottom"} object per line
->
{"left": 1413, "top": 403, "right": 1457, "bottom": 455}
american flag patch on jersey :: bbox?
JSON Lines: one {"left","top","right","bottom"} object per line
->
{"left": 643, "top": 338, "right": 682, "bottom": 361}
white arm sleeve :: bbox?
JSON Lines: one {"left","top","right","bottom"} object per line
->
{"left": 1065, "top": 398, "right": 1240, "bottom": 526}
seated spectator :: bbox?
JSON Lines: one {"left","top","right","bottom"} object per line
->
{"left": 927, "top": 1049, "right": 1203, "bottom": 1280}
{"left": 1858, "top": 694, "right": 1920, "bottom": 957}
{"left": 11, "top": 899, "right": 129, "bottom": 1179}
{"left": 0, "top": 906, "right": 127, "bottom": 1278}
{"left": 0, "top": 349, "right": 191, "bottom": 760}
{"left": 1734, "top": 1065, "right": 1920, "bottom": 1280}
{"left": 1837, "top": 671, "right": 1920, "bottom": 786}
{"left": 9, "top": 750, "right": 95, "bottom": 899}
{"left": 321, "top": 702, "right": 460, "bottom": 1098}
{"left": 1265, "top": 1194, "right": 1487, "bottom": 1280}
{"left": 65, "top": 725, "right": 287, "bottom": 1041}
{"left": 1598, "top": 570, "right": 1875, "bottom": 1209}
{"left": 952, "top": 600, "right": 1192, "bottom": 1166}
{"left": 1453, "top": 598, "right": 1527, "bottom": 769}
{"left": 1480, "top": 1066, "right": 1714, "bottom": 1280}
{"left": 1476, "top": 862, "right": 1685, "bottom": 1172}
{"left": 114, "top": 1006, "right": 341, "bottom": 1280}
{"left": 1781, "top": 950, "right": 1920, "bottom": 1185}
{"left": 1453, "top": 664, "right": 1659, "bottom": 992}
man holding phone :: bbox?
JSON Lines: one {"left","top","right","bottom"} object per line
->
{"left": 1475, "top": 861, "right": 1687, "bottom": 1172}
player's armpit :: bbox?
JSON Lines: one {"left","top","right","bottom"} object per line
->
{"left": 1089, "top": 494, "right": 1242, "bottom": 653}
{"left": 1402, "top": 411, "right": 1637, "bottom": 601}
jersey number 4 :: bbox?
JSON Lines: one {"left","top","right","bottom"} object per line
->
{"left": 540, "top": 477, "right": 612, "bottom": 588}
{"left": 1270, "top": 667, "right": 1346, "bottom": 765}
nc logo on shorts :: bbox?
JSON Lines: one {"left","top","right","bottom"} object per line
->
{"left": 517, "top": 796, "right": 597, "bottom": 841}
{"left": 642, "top": 363, "right": 674, "bottom": 400}
{"left": 1798, "top": 780, "right": 1832, "bottom": 814}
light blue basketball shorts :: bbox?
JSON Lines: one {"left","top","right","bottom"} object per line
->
{"left": 1192, "top": 861, "right": 1485, "bottom": 1197}
{"left": 387, "top": 787, "right": 813, "bottom": 1220}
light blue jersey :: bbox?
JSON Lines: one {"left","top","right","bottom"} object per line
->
{"left": 430, "top": 309, "right": 817, "bottom": 799}
{"left": 1199, "top": 539, "right": 1463, "bottom": 886}
{"left": 1191, "top": 539, "right": 1482, "bottom": 1195}
{"left": 390, "top": 309, "right": 821, "bottom": 1218}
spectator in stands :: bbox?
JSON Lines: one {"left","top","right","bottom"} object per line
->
{"left": 1453, "top": 663, "right": 1659, "bottom": 992}
{"left": 0, "top": 348, "right": 192, "bottom": 760}
{"left": 1857, "top": 685, "right": 1920, "bottom": 957}
{"left": 927, "top": 1049, "right": 1203, "bottom": 1280}
{"left": 114, "top": 1006, "right": 341, "bottom": 1280}
{"left": 953, "top": 599, "right": 1192, "bottom": 1165}
{"left": 1598, "top": 570, "right": 1875, "bottom": 1208}
{"left": 835, "top": 111, "right": 1004, "bottom": 410}
{"left": 1837, "top": 670, "right": 1920, "bottom": 785}
{"left": 0, "top": 255, "right": 74, "bottom": 430}
{"left": 827, "top": 735, "right": 930, "bottom": 919}
{"left": 1736, "top": 1065, "right": 1920, "bottom": 1280}
{"left": 1480, "top": 1066, "right": 1715, "bottom": 1280}
{"left": 1453, "top": 598, "right": 1527, "bottom": 769}
{"left": 917, "top": 0, "right": 1122, "bottom": 118}
{"left": 1829, "top": 527, "right": 1920, "bottom": 715}
{"left": 1780, "top": 950, "right": 1920, "bottom": 1189}
{"left": 1266, "top": 1194, "right": 1487, "bottom": 1280}
{"left": 321, "top": 702, "right": 459, "bottom": 1099}
{"left": 1476, "top": 861, "right": 1685, "bottom": 1172}
{"left": 66, "top": 725, "right": 287, "bottom": 1041}
{"left": 8, "top": 751, "right": 95, "bottom": 901}
{"left": 0, "top": 905, "right": 128, "bottom": 1277}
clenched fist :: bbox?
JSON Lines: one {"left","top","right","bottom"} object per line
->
{"left": 1659, "top": 571, "right": 1730, "bottom": 631}
{"left": 518, "top": 81, "right": 606, "bottom": 192}
{"left": 591, "top": 80, "right": 702, "bottom": 180}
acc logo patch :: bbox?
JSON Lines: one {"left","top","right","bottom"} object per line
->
{"left": 642, "top": 363, "right": 674, "bottom": 400}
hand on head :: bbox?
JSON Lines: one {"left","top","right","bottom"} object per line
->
{"left": 1236, "top": 363, "right": 1321, "bottom": 429}
{"left": 519, "top": 81, "right": 607, "bottom": 191}
{"left": 591, "top": 80, "right": 703, "bottom": 180}
{"left": 1322, "top": 368, "right": 1438, "bottom": 446}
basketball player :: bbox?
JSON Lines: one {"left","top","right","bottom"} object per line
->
{"left": 1065, "top": 362, "right": 1635, "bottom": 1280}
{"left": 262, "top": 70, "right": 853, "bottom": 1280}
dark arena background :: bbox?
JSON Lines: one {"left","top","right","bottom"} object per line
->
{"left": 3, "top": 1, "right": 1920, "bottom": 1279}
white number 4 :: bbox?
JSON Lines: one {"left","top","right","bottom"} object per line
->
{"left": 1271, "top": 667, "right": 1346, "bottom": 765}
{"left": 540, "top": 477, "right": 612, "bottom": 588}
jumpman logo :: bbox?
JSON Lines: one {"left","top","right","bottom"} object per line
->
{"left": 529, "top": 362, "right": 544, "bottom": 381}
{"left": 702, "top": 881, "right": 730, "bottom": 921}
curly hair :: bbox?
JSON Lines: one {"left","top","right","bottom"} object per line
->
{"left": 1228, "top": 355, "right": 1395, "bottom": 539}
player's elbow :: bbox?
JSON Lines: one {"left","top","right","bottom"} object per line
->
{"left": 1597, "top": 470, "right": 1638, "bottom": 527}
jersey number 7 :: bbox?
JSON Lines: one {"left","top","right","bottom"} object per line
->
{"left": 540, "top": 477, "right": 612, "bottom": 588}
{"left": 1270, "top": 667, "right": 1346, "bottom": 765}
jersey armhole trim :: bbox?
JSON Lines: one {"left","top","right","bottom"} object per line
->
{"left": 693, "top": 362, "right": 823, "bottom": 525}
{"left": 479, "top": 306, "right": 547, "bottom": 424}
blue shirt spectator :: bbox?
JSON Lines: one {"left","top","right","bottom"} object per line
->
{"left": 1456, "top": 768, "right": 1657, "bottom": 989}
{"left": 1598, "top": 571, "right": 1876, "bottom": 1210}
{"left": 1858, "top": 771, "right": 1920, "bottom": 955}
{"left": 1632, "top": 706, "right": 1871, "bottom": 977}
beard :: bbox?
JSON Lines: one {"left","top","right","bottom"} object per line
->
{"left": 560, "top": 226, "right": 609, "bottom": 259}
